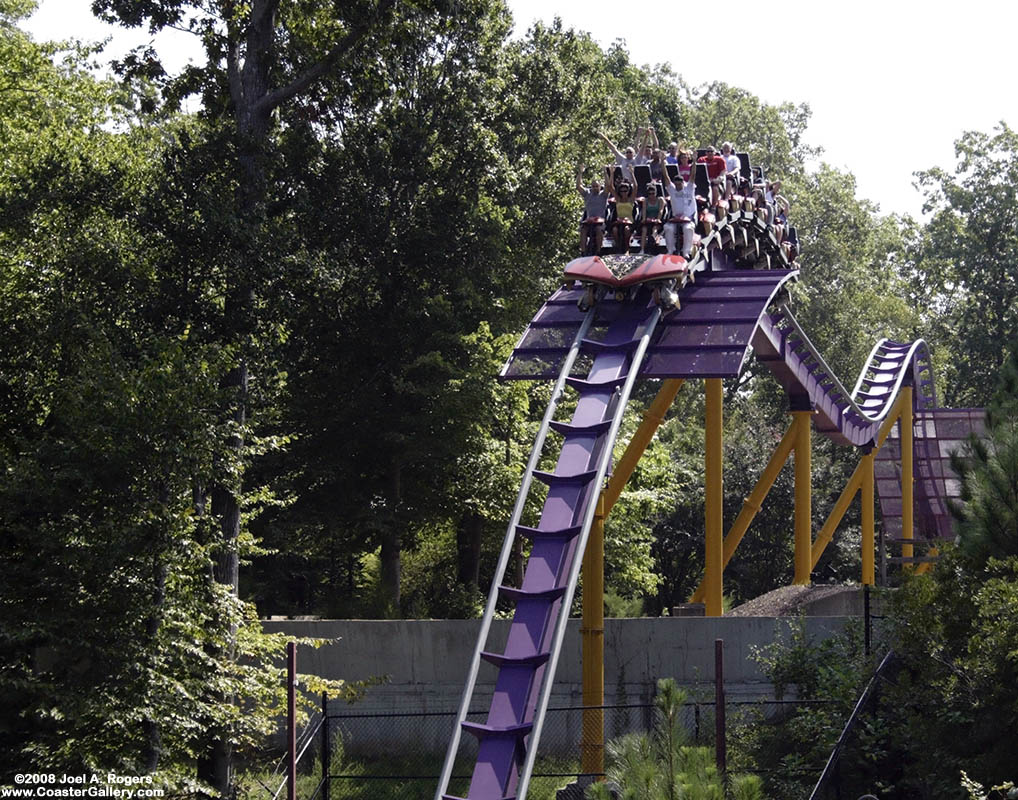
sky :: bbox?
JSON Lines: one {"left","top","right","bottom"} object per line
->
{"left": 507, "top": 0, "right": 1018, "bottom": 219}
{"left": 22, "top": 0, "right": 1018, "bottom": 220}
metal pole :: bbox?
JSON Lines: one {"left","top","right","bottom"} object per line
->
{"left": 714, "top": 639, "right": 726, "bottom": 775}
{"left": 864, "top": 586, "right": 871, "bottom": 658}
{"left": 705, "top": 379, "right": 724, "bottom": 617}
{"left": 287, "top": 642, "right": 296, "bottom": 800}
{"left": 812, "top": 392, "right": 906, "bottom": 570}
{"left": 581, "top": 496, "right": 606, "bottom": 779}
{"left": 321, "top": 692, "right": 330, "bottom": 800}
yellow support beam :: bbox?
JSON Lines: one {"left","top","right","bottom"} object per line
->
{"left": 580, "top": 378, "right": 683, "bottom": 779}
{"left": 704, "top": 378, "right": 724, "bottom": 617}
{"left": 811, "top": 392, "right": 908, "bottom": 569}
{"left": 602, "top": 379, "right": 685, "bottom": 512}
{"left": 861, "top": 450, "right": 875, "bottom": 585}
{"left": 811, "top": 464, "right": 865, "bottom": 568}
{"left": 915, "top": 546, "right": 939, "bottom": 576}
{"left": 793, "top": 411, "right": 813, "bottom": 585}
{"left": 690, "top": 419, "right": 798, "bottom": 603}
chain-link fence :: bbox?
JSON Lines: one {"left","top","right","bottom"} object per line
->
{"left": 299, "top": 697, "right": 832, "bottom": 800}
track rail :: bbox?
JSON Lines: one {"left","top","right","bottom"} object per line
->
{"left": 437, "top": 291, "right": 662, "bottom": 800}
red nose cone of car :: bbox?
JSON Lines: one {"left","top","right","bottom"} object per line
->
{"left": 562, "top": 253, "right": 688, "bottom": 289}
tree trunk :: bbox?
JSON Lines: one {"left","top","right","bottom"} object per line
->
{"left": 141, "top": 555, "right": 168, "bottom": 773}
{"left": 457, "top": 511, "right": 483, "bottom": 590}
{"left": 379, "top": 456, "right": 402, "bottom": 616}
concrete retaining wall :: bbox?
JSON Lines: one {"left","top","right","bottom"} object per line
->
{"left": 264, "top": 616, "right": 854, "bottom": 756}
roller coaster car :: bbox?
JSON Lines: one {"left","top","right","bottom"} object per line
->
{"left": 564, "top": 253, "right": 689, "bottom": 312}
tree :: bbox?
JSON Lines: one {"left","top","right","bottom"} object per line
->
{"left": 914, "top": 124, "right": 1018, "bottom": 406}
{"left": 0, "top": 5, "right": 362, "bottom": 786}
{"left": 949, "top": 342, "right": 1018, "bottom": 564}
{"left": 85, "top": 0, "right": 510, "bottom": 789}
{"left": 587, "top": 678, "right": 762, "bottom": 800}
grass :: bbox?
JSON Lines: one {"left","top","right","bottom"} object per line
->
{"left": 237, "top": 745, "right": 582, "bottom": 800}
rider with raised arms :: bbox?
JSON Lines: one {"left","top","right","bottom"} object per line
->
{"left": 576, "top": 162, "right": 610, "bottom": 255}
{"left": 661, "top": 162, "right": 697, "bottom": 259}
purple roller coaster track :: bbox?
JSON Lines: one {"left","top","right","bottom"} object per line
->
{"left": 434, "top": 247, "right": 982, "bottom": 800}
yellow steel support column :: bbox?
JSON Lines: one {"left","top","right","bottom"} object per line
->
{"left": 811, "top": 392, "right": 907, "bottom": 569}
{"left": 704, "top": 379, "right": 724, "bottom": 617}
{"left": 861, "top": 450, "right": 875, "bottom": 585}
{"left": 792, "top": 410, "right": 813, "bottom": 585}
{"left": 580, "top": 378, "right": 683, "bottom": 779}
{"left": 689, "top": 420, "right": 798, "bottom": 604}
{"left": 901, "top": 386, "right": 914, "bottom": 568}
{"left": 603, "top": 380, "right": 685, "bottom": 509}
{"left": 811, "top": 466, "right": 865, "bottom": 569}
{"left": 580, "top": 495, "right": 605, "bottom": 777}
{"left": 915, "top": 546, "right": 939, "bottom": 576}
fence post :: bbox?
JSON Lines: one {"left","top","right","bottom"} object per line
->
{"left": 321, "top": 691, "right": 329, "bottom": 800}
{"left": 715, "top": 639, "right": 726, "bottom": 775}
{"left": 287, "top": 642, "right": 296, "bottom": 800}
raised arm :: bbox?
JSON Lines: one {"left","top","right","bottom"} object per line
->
{"left": 576, "top": 162, "right": 586, "bottom": 196}
{"left": 598, "top": 131, "right": 623, "bottom": 160}
{"left": 605, "top": 164, "right": 618, "bottom": 198}
{"left": 648, "top": 126, "right": 660, "bottom": 149}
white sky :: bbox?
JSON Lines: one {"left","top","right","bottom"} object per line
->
{"left": 508, "top": 0, "right": 1018, "bottom": 219}
{"left": 23, "top": 0, "right": 1018, "bottom": 220}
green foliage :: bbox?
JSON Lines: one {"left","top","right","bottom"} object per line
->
{"left": 0, "top": 13, "right": 361, "bottom": 786}
{"left": 961, "top": 772, "right": 1018, "bottom": 800}
{"left": 588, "top": 678, "right": 758, "bottom": 800}
{"left": 885, "top": 551, "right": 1018, "bottom": 797}
{"left": 913, "top": 124, "right": 1018, "bottom": 405}
{"left": 604, "top": 590, "right": 644, "bottom": 618}
{"left": 949, "top": 342, "right": 1018, "bottom": 564}
{"left": 730, "top": 620, "right": 872, "bottom": 799}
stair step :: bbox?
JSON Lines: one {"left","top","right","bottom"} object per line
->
{"left": 548, "top": 419, "right": 612, "bottom": 437}
{"left": 515, "top": 524, "right": 583, "bottom": 541}
{"left": 442, "top": 796, "right": 517, "bottom": 800}
{"left": 461, "top": 720, "right": 533, "bottom": 741}
{"left": 580, "top": 337, "right": 640, "bottom": 355}
{"left": 497, "top": 584, "right": 567, "bottom": 602}
{"left": 480, "top": 650, "right": 551, "bottom": 669}
{"left": 532, "top": 469, "right": 598, "bottom": 487}
{"left": 565, "top": 375, "right": 628, "bottom": 393}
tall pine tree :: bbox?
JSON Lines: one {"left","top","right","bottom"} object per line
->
{"left": 950, "top": 342, "right": 1018, "bottom": 564}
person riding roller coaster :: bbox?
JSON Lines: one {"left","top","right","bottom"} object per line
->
{"left": 661, "top": 163, "right": 697, "bottom": 258}
{"left": 576, "top": 162, "right": 610, "bottom": 255}
{"left": 639, "top": 183, "right": 665, "bottom": 254}
{"left": 697, "top": 145, "right": 728, "bottom": 206}
{"left": 609, "top": 164, "right": 638, "bottom": 254}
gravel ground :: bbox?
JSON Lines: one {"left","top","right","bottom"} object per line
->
{"left": 727, "top": 584, "right": 852, "bottom": 617}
